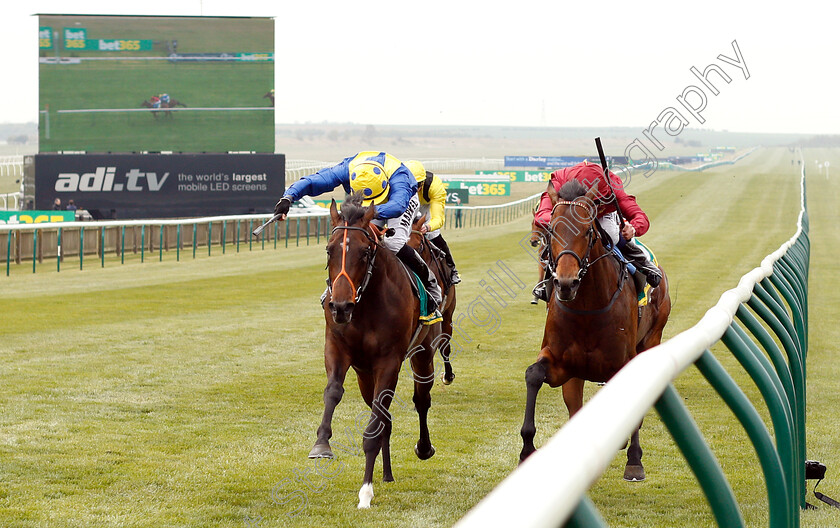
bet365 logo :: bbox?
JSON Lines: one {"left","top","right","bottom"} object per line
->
{"left": 55, "top": 167, "right": 169, "bottom": 192}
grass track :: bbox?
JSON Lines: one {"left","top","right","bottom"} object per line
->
{"left": 1, "top": 147, "right": 839, "bottom": 527}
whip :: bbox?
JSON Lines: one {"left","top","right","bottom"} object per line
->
{"left": 251, "top": 213, "right": 284, "bottom": 237}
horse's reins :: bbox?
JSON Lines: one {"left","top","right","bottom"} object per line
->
{"left": 546, "top": 200, "right": 628, "bottom": 314}
{"left": 326, "top": 222, "right": 380, "bottom": 304}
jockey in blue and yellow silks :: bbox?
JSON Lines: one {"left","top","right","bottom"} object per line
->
{"left": 274, "top": 151, "right": 443, "bottom": 310}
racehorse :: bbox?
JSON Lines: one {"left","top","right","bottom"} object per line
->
{"left": 140, "top": 98, "right": 187, "bottom": 118}
{"left": 264, "top": 90, "right": 274, "bottom": 106}
{"left": 408, "top": 215, "right": 457, "bottom": 385}
{"left": 519, "top": 179, "right": 671, "bottom": 481}
{"left": 310, "top": 193, "right": 439, "bottom": 508}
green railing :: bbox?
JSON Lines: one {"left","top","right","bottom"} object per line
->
{"left": 457, "top": 152, "right": 810, "bottom": 528}
{"left": 1, "top": 193, "right": 540, "bottom": 275}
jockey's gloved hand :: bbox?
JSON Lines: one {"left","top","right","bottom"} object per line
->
{"left": 274, "top": 197, "right": 292, "bottom": 217}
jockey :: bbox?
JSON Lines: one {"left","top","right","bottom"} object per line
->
{"left": 150, "top": 95, "right": 161, "bottom": 109}
{"left": 532, "top": 160, "right": 662, "bottom": 302}
{"left": 273, "top": 151, "right": 443, "bottom": 311}
{"left": 159, "top": 93, "right": 170, "bottom": 105}
{"left": 404, "top": 160, "right": 461, "bottom": 285}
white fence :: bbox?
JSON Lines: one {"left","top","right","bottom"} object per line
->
{"left": 56, "top": 107, "right": 273, "bottom": 115}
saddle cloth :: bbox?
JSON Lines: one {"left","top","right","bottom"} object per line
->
{"left": 404, "top": 267, "right": 443, "bottom": 326}
{"left": 634, "top": 240, "right": 658, "bottom": 307}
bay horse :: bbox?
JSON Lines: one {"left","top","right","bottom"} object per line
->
{"left": 263, "top": 90, "right": 274, "bottom": 107}
{"left": 408, "top": 215, "right": 457, "bottom": 385}
{"left": 141, "top": 98, "right": 187, "bottom": 118}
{"left": 519, "top": 179, "right": 671, "bottom": 481}
{"left": 310, "top": 194, "right": 439, "bottom": 508}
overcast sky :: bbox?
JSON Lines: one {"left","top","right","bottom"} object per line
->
{"left": 2, "top": 1, "right": 836, "bottom": 134}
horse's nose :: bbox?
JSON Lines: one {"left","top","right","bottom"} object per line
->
{"left": 328, "top": 301, "right": 355, "bottom": 324}
{"left": 554, "top": 277, "right": 580, "bottom": 301}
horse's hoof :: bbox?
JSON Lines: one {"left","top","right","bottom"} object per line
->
{"left": 308, "top": 444, "right": 334, "bottom": 459}
{"left": 441, "top": 371, "right": 455, "bottom": 385}
{"left": 383, "top": 473, "right": 394, "bottom": 483}
{"left": 415, "top": 443, "right": 436, "bottom": 460}
{"left": 358, "top": 483, "right": 374, "bottom": 509}
{"left": 623, "top": 465, "right": 646, "bottom": 481}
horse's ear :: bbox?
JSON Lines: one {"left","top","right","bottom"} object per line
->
{"left": 329, "top": 199, "right": 341, "bottom": 226}
{"left": 362, "top": 203, "right": 377, "bottom": 225}
{"left": 546, "top": 180, "right": 559, "bottom": 206}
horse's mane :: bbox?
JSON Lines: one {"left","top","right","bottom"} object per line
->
{"left": 340, "top": 192, "right": 371, "bottom": 225}
{"left": 558, "top": 179, "right": 589, "bottom": 201}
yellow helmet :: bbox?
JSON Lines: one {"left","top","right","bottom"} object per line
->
{"left": 405, "top": 160, "right": 427, "bottom": 183}
{"left": 350, "top": 161, "right": 390, "bottom": 205}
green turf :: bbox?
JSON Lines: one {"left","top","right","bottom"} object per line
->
{"left": 1, "top": 147, "right": 837, "bottom": 527}
{"left": 38, "top": 15, "right": 274, "bottom": 153}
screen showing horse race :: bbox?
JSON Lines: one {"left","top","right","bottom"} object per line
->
{"left": 38, "top": 14, "right": 274, "bottom": 153}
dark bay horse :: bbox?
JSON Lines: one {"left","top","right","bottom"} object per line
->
{"left": 408, "top": 215, "right": 457, "bottom": 384}
{"left": 311, "top": 194, "right": 439, "bottom": 508}
{"left": 519, "top": 180, "right": 671, "bottom": 481}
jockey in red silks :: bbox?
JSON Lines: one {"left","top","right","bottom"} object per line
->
{"left": 150, "top": 95, "right": 161, "bottom": 109}
{"left": 531, "top": 160, "right": 662, "bottom": 302}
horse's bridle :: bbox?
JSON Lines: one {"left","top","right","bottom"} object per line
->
{"left": 326, "top": 222, "right": 380, "bottom": 304}
{"left": 545, "top": 200, "right": 627, "bottom": 313}
{"left": 547, "top": 200, "right": 610, "bottom": 282}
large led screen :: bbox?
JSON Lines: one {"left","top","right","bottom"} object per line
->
{"left": 38, "top": 15, "right": 274, "bottom": 153}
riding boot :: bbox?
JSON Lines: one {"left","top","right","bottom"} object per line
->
{"left": 429, "top": 234, "right": 461, "bottom": 285}
{"left": 622, "top": 239, "right": 662, "bottom": 288}
{"left": 531, "top": 266, "right": 554, "bottom": 303}
{"left": 396, "top": 245, "right": 443, "bottom": 312}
